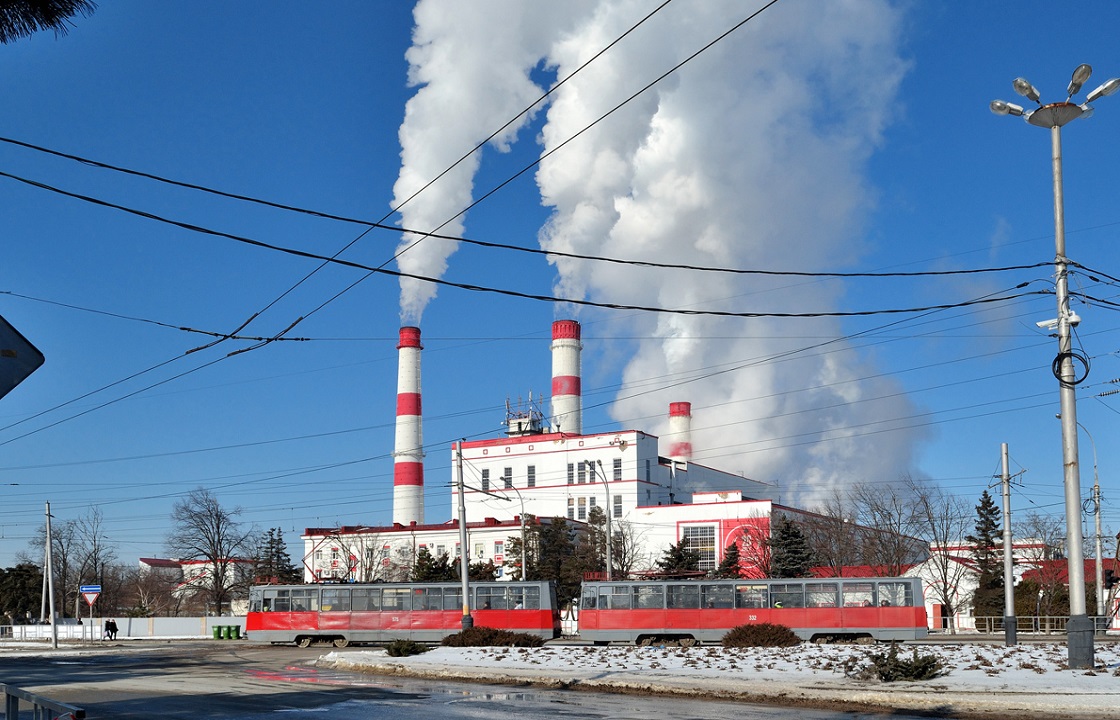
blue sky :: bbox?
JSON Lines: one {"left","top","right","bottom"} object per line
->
{"left": 2, "top": 0, "right": 1120, "bottom": 569}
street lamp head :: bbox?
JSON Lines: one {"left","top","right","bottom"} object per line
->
{"left": 1067, "top": 64, "right": 1093, "bottom": 99}
{"left": 1014, "top": 77, "right": 1042, "bottom": 104}
{"left": 1086, "top": 77, "right": 1120, "bottom": 103}
{"left": 990, "top": 99, "right": 1025, "bottom": 116}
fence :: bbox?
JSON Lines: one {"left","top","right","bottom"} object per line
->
{"left": 2, "top": 684, "right": 84, "bottom": 720}
{"left": 971, "top": 616, "right": 1114, "bottom": 634}
{"left": 0, "top": 616, "right": 245, "bottom": 641}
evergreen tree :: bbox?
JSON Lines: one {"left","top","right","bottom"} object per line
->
{"left": 535, "top": 518, "right": 584, "bottom": 607}
{"left": 252, "top": 527, "right": 301, "bottom": 584}
{"left": 656, "top": 541, "right": 700, "bottom": 577}
{"left": 0, "top": 563, "right": 43, "bottom": 623}
{"left": 712, "top": 541, "right": 742, "bottom": 579}
{"left": 468, "top": 559, "right": 499, "bottom": 582}
{"left": 412, "top": 546, "right": 458, "bottom": 582}
{"left": 768, "top": 515, "right": 815, "bottom": 578}
{"left": 967, "top": 490, "right": 1004, "bottom": 618}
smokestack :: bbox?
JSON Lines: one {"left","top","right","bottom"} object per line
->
{"left": 550, "top": 319, "right": 582, "bottom": 435}
{"left": 667, "top": 402, "right": 692, "bottom": 465}
{"left": 394, "top": 326, "right": 424, "bottom": 525}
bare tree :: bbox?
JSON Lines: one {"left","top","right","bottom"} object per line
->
{"left": 908, "top": 477, "right": 972, "bottom": 633}
{"left": 852, "top": 480, "right": 927, "bottom": 576}
{"left": 735, "top": 519, "right": 772, "bottom": 579}
{"left": 166, "top": 488, "right": 254, "bottom": 615}
{"left": 801, "top": 490, "right": 862, "bottom": 577}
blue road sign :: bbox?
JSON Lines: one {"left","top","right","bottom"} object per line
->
{"left": 79, "top": 584, "right": 102, "bottom": 593}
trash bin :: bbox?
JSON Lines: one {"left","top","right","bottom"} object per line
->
{"left": 229, "top": 625, "right": 241, "bottom": 640}
{"left": 221, "top": 625, "right": 231, "bottom": 640}
{"left": 213, "top": 625, "right": 222, "bottom": 640}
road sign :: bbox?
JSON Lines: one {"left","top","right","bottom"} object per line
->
{"left": 0, "top": 314, "right": 45, "bottom": 400}
{"left": 82, "top": 592, "right": 100, "bottom": 606}
{"left": 79, "top": 584, "right": 102, "bottom": 593}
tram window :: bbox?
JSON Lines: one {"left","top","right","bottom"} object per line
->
{"left": 477, "top": 586, "right": 507, "bottom": 610}
{"left": 522, "top": 586, "right": 540, "bottom": 609}
{"left": 267, "top": 589, "right": 289, "bottom": 612}
{"left": 382, "top": 587, "right": 412, "bottom": 611}
{"left": 734, "top": 584, "right": 767, "bottom": 608}
{"left": 633, "top": 584, "right": 665, "bottom": 609}
{"left": 769, "top": 583, "right": 804, "bottom": 608}
{"left": 842, "top": 582, "right": 875, "bottom": 607}
{"left": 321, "top": 587, "right": 351, "bottom": 612}
{"left": 805, "top": 582, "right": 838, "bottom": 608}
{"left": 444, "top": 588, "right": 463, "bottom": 611}
{"left": 290, "top": 588, "right": 319, "bottom": 612}
{"left": 352, "top": 587, "right": 380, "bottom": 611}
{"left": 581, "top": 587, "right": 598, "bottom": 610}
{"left": 414, "top": 588, "right": 443, "bottom": 611}
{"left": 877, "top": 582, "right": 913, "bottom": 607}
{"left": 599, "top": 585, "right": 631, "bottom": 610}
{"left": 250, "top": 591, "right": 263, "bottom": 613}
{"left": 667, "top": 584, "right": 700, "bottom": 609}
{"left": 701, "top": 584, "right": 734, "bottom": 609}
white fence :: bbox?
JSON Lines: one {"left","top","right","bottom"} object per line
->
{"left": 0, "top": 616, "right": 246, "bottom": 641}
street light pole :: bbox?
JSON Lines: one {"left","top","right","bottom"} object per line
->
{"left": 499, "top": 479, "right": 529, "bottom": 581}
{"left": 1077, "top": 422, "right": 1104, "bottom": 618}
{"left": 992, "top": 64, "right": 1120, "bottom": 669}
{"left": 594, "top": 460, "right": 613, "bottom": 580}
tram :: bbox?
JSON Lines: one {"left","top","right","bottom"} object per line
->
{"left": 578, "top": 577, "right": 927, "bottom": 645}
{"left": 245, "top": 580, "right": 560, "bottom": 647}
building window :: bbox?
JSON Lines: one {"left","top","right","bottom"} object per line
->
{"left": 494, "top": 541, "right": 504, "bottom": 557}
{"left": 577, "top": 497, "right": 587, "bottom": 520}
{"left": 567, "top": 497, "right": 575, "bottom": 520}
{"left": 481, "top": 468, "right": 490, "bottom": 492}
{"left": 682, "top": 525, "right": 717, "bottom": 571}
{"left": 613, "top": 457, "right": 622, "bottom": 481}
{"left": 614, "top": 494, "right": 623, "bottom": 518}
{"left": 504, "top": 467, "right": 513, "bottom": 489}
{"left": 474, "top": 543, "right": 484, "bottom": 558}
{"left": 577, "top": 461, "right": 587, "bottom": 484}
{"left": 455, "top": 542, "right": 461, "bottom": 558}
{"left": 567, "top": 463, "right": 575, "bottom": 485}
{"left": 436, "top": 545, "right": 446, "bottom": 557}
{"left": 589, "top": 496, "right": 597, "bottom": 511}
{"left": 314, "top": 550, "right": 323, "bottom": 561}
{"left": 527, "top": 465, "right": 536, "bottom": 488}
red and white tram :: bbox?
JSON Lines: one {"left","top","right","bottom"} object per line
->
{"left": 578, "top": 577, "right": 927, "bottom": 645}
{"left": 246, "top": 580, "right": 560, "bottom": 647}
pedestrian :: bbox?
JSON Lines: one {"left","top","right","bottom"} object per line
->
{"left": 107, "top": 618, "right": 118, "bottom": 640}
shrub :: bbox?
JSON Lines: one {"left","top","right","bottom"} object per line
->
{"left": 385, "top": 639, "right": 430, "bottom": 657}
{"left": 441, "top": 626, "right": 544, "bottom": 647}
{"left": 722, "top": 623, "right": 801, "bottom": 648}
{"left": 857, "top": 642, "right": 947, "bottom": 682}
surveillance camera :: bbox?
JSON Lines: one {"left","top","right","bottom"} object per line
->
{"left": 1036, "top": 318, "right": 1059, "bottom": 330}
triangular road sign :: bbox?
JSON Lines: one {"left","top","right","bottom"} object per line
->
{"left": 0, "top": 314, "right": 45, "bottom": 400}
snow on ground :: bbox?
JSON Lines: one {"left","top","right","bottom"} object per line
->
{"left": 318, "top": 642, "right": 1120, "bottom": 719}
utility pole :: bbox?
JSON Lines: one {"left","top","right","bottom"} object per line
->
{"left": 45, "top": 501, "right": 58, "bottom": 649}
{"left": 455, "top": 441, "right": 472, "bottom": 630}
{"left": 1000, "top": 444, "right": 1016, "bottom": 646}
{"left": 595, "top": 460, "right": 613, "bottom": 580}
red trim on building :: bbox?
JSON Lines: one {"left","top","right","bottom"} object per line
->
{"left": 393, "top": 461, "right": 423, "bottom": 486}
{"left": 396, "top": 392, "right": 421, "bottom": 416}
{"left": 552, "top": 375, "right": 580, "bottom": 396}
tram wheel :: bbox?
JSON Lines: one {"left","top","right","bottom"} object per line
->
{"left": 678, "top": 637, "right": 697, "bottom": 648}
{"left": 333, "top": 637, "right": 350, "bottom": 648}
{"left": 296, "top": 636, "right": 313, "bottom": 648}
{"left": 637, "top": 636, "right": 653, "bottom": 647}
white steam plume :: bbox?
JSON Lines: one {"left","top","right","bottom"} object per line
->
{"left": 396, "top": 0, "right": 927, "bottom": 504}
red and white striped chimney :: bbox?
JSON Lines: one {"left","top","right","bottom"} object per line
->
{"left": 393, "top": 326, "right": 424, "bottom": 525}
{"left": 550, "top": 319, "right": 582, "bottom": 435}
{"left": 667, "top": 401, "right": 693, "bottom": 465}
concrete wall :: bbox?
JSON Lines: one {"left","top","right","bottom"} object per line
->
{"left": 0, "top": 616, "right": 246, "bottom": 641}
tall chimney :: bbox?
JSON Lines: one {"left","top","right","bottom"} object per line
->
{"left": 550, "top": 320, "right": 582, "bottom": 435}
{"left": 393, "top": 326, "right": 424, "bottom": 525}
{"left": 667, "top": 401, "right": 692, "bottom": 465}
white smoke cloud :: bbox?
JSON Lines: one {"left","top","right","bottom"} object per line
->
{"left": 396, "top": 0, "right": 927, "bottom": 504}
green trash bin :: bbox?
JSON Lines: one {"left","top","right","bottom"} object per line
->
{"left": 213, "top": 625, "right": 222, "bottom": 640}
{"left": 230, "top": 625, "right": 241, "bottom": 640}
{"left": 221, "top": 625, "right": 231, "bottom": 640}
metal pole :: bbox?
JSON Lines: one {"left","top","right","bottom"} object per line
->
{"left": 596, "top": 460, "right": 613, "bottom": 580}
{"left": 1001, "top": 443, "right": 1016, "bottom": 646}
{"left": 1075, "top": 421, "right": 1104, "bottom": 618}
{"left": 1050, "top": 124, "right": 1093, "bottom": 667}
{"left": 455, "top": 441, "right": 473, "bottom": 630}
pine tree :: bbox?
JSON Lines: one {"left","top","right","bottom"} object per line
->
{"left": 252, "top": 528, "right": 301, "bottom": 584}
{"left": 412, "top": 546, "right": 458, "bottom": 582}
{"left": 768, "top": 515, "right": 815, "bottom": 578}
{"left": 656, "top": 541, "right": 700, "bottom": 577}
{"left": 967, "top": 490, "right": 1004, "bottom": 618}
{"left": 712, "top": 541, "right": 742, "bottom": 579}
